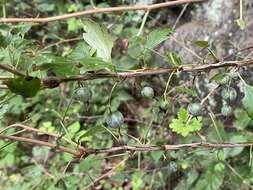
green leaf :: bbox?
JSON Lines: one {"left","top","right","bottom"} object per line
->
{"left": 233, "top": 108, "right": 251, "bottom": 129}
{"left": 194, "top": 40, "right": 209, "bottom": 48}
{"left": 67, "top": 18, "right": 82, "bottom": 32}
{"left": 146, "top": 28, "right": 173, "bottom": 49}
{"left": 68, "top": 122, "right": 80, "bottom": 134}
{"left": 242, "top": 83, "right": 253, "bottom": 119}
{"left": 79, "top": 57, "right": 114, "bottom": 71}
{"left": 6, "top": 77, "right": 41, "bottom": 98}
{"left": 224, "top": 135, "right": 246, "bottom": 157}
{"left": 165, "top": 52, "right": 182, "bottom": 66}
{"left": 76, "top": 125, "right": 106, "bottom": 142}
{"left": 169, "top": 108, "right": 202, "bottom": 137}
{"left": 39, "top": 56, "right": 76, "bottom": 76}
{"left": 68, "top": 43, "right": 90, "bottom": 60}
{"left": 55, "top": 179, "right": 67, "bottom": 190}
{"left": 132, "top": 171, "right": 145, "bottom": 190}
{"left": 0, "top": 104, "right": 8, "bottom": 119}
{"left": 169, "top": 119, "right": 190, "bottom": 137}
{"left": 178, "top": 108, "right": 188, "bottom": 122}
{"left": 194, "top": 164, "right": 224, "bottom": 190}
{"left": 82, "top": 19, "right": 113, "bottom": 62}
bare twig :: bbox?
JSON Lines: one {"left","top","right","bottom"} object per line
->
{"left": 0, "top": 0, "right": 204, "bottom": 23}
{"left": 0, "top": 123, "right": 85, "bottom": 150}
{"left": 0, "top": 134, "right": 80, "bottom": 156}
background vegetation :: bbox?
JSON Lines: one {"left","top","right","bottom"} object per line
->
{"left": 0, "top": 0, "right": 253, "bottom": 189}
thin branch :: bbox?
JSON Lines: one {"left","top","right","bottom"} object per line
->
{"left": 0, "top": 134, "right": 80, "bottom": 156}
{"left": 0, "top": 123, "right": 85, "bottom": 150}
{"left": 0, "top": 0, "right": 204, "bottom": 23}
{"left": 1, "top": 132, "right": 253, "bottom": 157}
{"left": 42, "top": 59, "right": 253, "bottom": 88}
{"left": 0, "top": 64, "right": 26, "bottom": 77}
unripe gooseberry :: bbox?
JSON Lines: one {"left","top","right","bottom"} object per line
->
{"left": 221, "top": 105, "right": 232, "bottom": 116}
{"left": 106, "top": 111, "right": 124, "bottom": 128}
{"left": 168, "top": 161, "right": 178, "bottom": 173}
{"left": 221, "top": 88, "right": 237, "bottom": 101}
{"left": 141, "top": 86, "right": 154, "bottom": 98}
{"left": 74, "top": 87, "right": 92, "bottom": 102}
{"left": 187, "top": 103, "right": 202, "bottom": 116}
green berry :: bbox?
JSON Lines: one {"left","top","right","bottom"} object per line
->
{"left": 168, "top": 161, "right": 178, "bottom": 172}
{"left": 75, "top": 87, "right": 92, "bottom": 102}
{"left": 228, "top": 88, "right": 237, "bottom": 101}
{"left": 141, "top": 86, "right": 154, "bottom": 98}
{"left": 221, "top": 88, "right": 237, "bottom": 101}
{"left": 106, "top": 111, "right": 124, "bottom": 128}
{"left": 221, "top": 105, "right": 232, "bottom": 116}
{"left": 187, "top": 103, "right": 202, "bottom": 116}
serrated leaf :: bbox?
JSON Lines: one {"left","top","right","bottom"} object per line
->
{"left": 146, "top": 28, "right": 173, "bottom": 49}
{"left": 40, "top": 56, "right": 76, "bottom": 76}
{"left": 242, "top": 83, "right": 253, "bottom": 119}
{"left": 178, "top": 108, "right": 188, "bottom": 122}
{"left": 6, "top": 77, "right": 41, "bottom": 98}
{"left": 169, "top": 119, "right": 190, "bottom": 137}
{"left": 79, "top": 57, "right": 114, "bottom": 71}
{"left": 194, "top": 40, "right": 209, "bottom": 48}
{"left": 169, "top": 108, "right": 202, "bottom": 137}
{"left": 194, "top": 164, "right": 224, "bottom": 190}
{"left": 82, "top": 19, "right": 113, "bottom": 62}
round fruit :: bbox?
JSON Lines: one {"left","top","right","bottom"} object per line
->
{"left": 106, "top": 111, "right": 124, "bottom": 128}
{"left": 221, "top": 105, "right": 232, "bottom": 116}
{"left": 74, "top": 87, "right": 92, "bottom": 102}
{"left": 168, "top": 161, "right": 178, "bottom": 173}
{"left": 187, "top": 103, "right": 202, "bottom": 116}
{"left": 221, "top": 88, "right": 237, "bottom": 101}
{"left": 221, "top": 88, "right": 230, "bottom": 100}
{"left": 228, "top": 88, "right": 237, "bottom": 101}
{"left": 141, "top": 86, "right": 154, "bottom": 98}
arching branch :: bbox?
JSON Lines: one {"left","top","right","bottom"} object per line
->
{"left": 0, "top": 0, "right": 204, "bottom": 23}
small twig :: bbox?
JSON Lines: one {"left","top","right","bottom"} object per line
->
{"left": 172, "top": 3, "right": 189, "bottom": 29}
{"left": 0, "top": 64, "right": 26, "bottom": 77}
{"left": 0, "top": 0, "right": 204, "bottom": 23}
{"left": 40, "top": 37, "right": 82, "bottom": 52}
{"left": 0, "top": 134, "right": 79, "bottom": 156}
{"left": 0, "top": 123, "right": 85, "bottom": 150}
